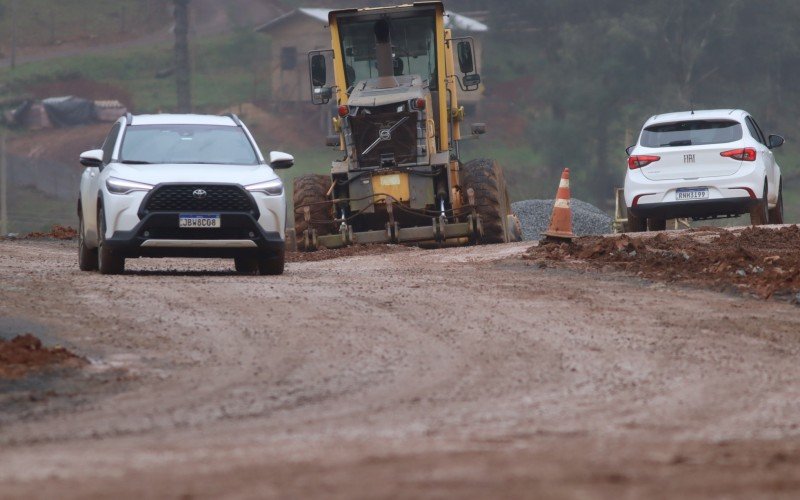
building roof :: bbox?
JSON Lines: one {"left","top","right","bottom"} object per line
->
{"left": 256, "top": 7, "right": 488, "bottom": 33}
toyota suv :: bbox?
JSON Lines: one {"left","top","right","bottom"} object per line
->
{"left": 77, "top": 114, "right": 293, "bottom": 275}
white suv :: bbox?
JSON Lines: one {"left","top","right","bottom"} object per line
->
{"left": 77, "top": 114, "right": 293, "bottom": 275}
{"left": 624, "top": 109, "right": 784, "bottom": 231}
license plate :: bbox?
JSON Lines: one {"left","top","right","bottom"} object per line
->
{"left": 676, "top": 188, "right": 709, "bottom": 201}
{"left": 179, "top": 214, "right": 221, "bottom": 228}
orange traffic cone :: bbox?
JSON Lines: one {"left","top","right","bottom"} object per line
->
{"left": 541, "top": 168, "right": 576, "bottom": 241}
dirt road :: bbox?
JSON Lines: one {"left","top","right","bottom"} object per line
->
{"left": 1, "top": 239, "right": 800, "bottom": 498}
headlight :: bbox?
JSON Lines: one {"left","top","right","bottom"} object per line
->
{"left": 106, "top": 177, "right": 154, "bottom": 195}
{"left": 245, "top": 178, "right": 284, "bottom": 196}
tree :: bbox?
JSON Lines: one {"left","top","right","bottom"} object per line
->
{"left": 173, "top": 0, "right": 192, "bottom": 113}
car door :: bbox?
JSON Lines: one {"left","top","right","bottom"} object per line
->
{"left": 746, "top": 116, "right": 777, "bottom": 202}
{"left": 82, "top": 122, "right": 122, "bottom": 244}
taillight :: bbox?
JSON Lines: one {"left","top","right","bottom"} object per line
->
{"left": 720, "top": 148, "right": 756, "bottom": 161}
{"left": 338, "top": 105, "right": 349, "bottom": 117}
{"left": 628, "top": 155, "right": 661, "bottom": 170}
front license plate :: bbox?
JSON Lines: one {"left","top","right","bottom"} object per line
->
{"left": 676, "top": 188, "right": 709, "bottom": 201}
{"left": 179, "top": 214, "right": 221, "bottom": 228}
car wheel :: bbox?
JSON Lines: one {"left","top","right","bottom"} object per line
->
{"left": 97, "top": 206, "right": 125, "bottom": 275}
{"left": 258, "top": 249, "right": 285, "bottom": 276}
{"left": 749, "top": 182, "right": 769, "bottom": 226}
{"left": 648, "top": 218, "right": 667, "bottom": 231}
{"left": 768, "top": 181, "right": 784, "bottom": 225}
{"left": 626, "top": 209, "right": 647, "bottom": 232}
{"left": 78, "top": 210, "right": 98, "bottom": 271}
{"left": 234, "top": 256, "right": 259, "bottom": 275}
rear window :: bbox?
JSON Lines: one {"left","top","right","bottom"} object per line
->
{"left": 641, "top": 120, "right": 742, "bottom": 148}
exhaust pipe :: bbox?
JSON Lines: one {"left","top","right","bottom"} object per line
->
{"left": 374, "top": 19, "right": 398, "bottom": 89}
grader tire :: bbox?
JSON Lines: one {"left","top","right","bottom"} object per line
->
{"left": 461, "top": 159, "right": 511, "bottom": 244}
{"left": 293, "top": 174, "right": 333, "bottom": 251}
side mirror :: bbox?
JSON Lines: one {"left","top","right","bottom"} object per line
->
{"left": 311, "top": 54, "right": 327, "bottom": 87}
{"left": 325, "top": 135, "right": 341, "bottom": 147}
{"left": 463, "top": 74, "right": 481, "bottom": 88}
{"left": 80, "top": 149, "right": 104, "bottom": 167}
{"left": 457, "top": 41, "right": 475, "bottom": 74}
{"left": 269, "top": 151, "right": 294, "bottom": 170}
{"left": 625, "top": 145, "right": 635, "bottom": 156}
{"left": 471, "top": 123, "right": 487, "bottom": 136}
{"left": 768, "top": 134, "right": 785, "bottom": 149}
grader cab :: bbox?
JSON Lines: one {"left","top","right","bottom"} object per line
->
{"left": 294, "top": 1, "right": 521, "bottom": 249}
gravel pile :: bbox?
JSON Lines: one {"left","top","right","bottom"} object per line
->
{"left": 512, "top": 199, "right": 612, "bottom": 240}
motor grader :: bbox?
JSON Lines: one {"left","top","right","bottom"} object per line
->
{"left": 294, "top": 1, "right": 521, "bottom": 250}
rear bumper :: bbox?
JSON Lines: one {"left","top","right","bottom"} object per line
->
{"left": 105, "top": 212, "right": 284, "bottom": 258}
{"left": 630, "top": 197, "right": 757, "bottom": 220}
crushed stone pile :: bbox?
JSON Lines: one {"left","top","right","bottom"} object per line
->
{"left": 512, "top": 199, "right": 612, "bottom": 240}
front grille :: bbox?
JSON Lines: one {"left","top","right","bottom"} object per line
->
{"left": 143, "top": 184, "right": 256, "bottom": 214}
{"left": 350, "top": 111, "right": 417, "bottom": 167}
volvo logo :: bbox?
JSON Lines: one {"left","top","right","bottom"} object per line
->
{"left": 192, "top": 189, "right": 208, "bottom": 200}
{"left": 379, "top": 128, "right": 392, "bottom": 140}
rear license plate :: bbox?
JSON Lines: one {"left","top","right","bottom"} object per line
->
{"left": 676, "top": 188, "right": 709, "bottom": 201}
{"left": 179, "top": 214, "right": 221, "bottom": 228}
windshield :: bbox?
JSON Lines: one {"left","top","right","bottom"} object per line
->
{"left": 641, "top": 120, "right": 743, "bottom": 148}
{"left": 338, "top": 12, "right": 438, "bottom": 89}
{"left": 120, "top": 125, "right": 259, "bottom": 165}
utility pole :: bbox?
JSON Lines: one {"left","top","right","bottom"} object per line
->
{"left": 10, "top": 0, "right": 18, "bottom": 70}
{"left": 1, "top": 132, "right": 8, "bottom": 235}
{"left": 173, "top": 0, "right": 192, "bottom": 113}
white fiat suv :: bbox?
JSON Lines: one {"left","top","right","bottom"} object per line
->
{"left": 77, "top": 114, "right": 293, "bottom": 275}
{"left": 624, "top": 109, "right": 784, "bottom": 231}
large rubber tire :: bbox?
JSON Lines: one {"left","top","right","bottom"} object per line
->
{"left": 293, "top": 174, "right": 332, "bottom": 251}
{"left": 78, "top": 210, "right": 98, "bottom": 271}
{"left": 97, "top": 206, "right": 125, "bottom": 275}
{"left": 258, "top": 249, "right": 285, "bottom": 276}
{"left": 750, "top": 181, "right": 769, "bottom": 226}
{"left": 648, "top": 218, "right": 667, "bottom": 231}
{"left": 626, "top": 209, "right": 647, "bottom": 232}
{"left": 768, "top": 181, "right": 784, "bottom": 225}
{"left": 461, "top": 159, "right": 511, "bottom": 244}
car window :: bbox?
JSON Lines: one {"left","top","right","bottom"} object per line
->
{"left": 101, "top": 123, "right": 121, "bottom": 164}
{"left": 119, "top": 125, "right": 259, "bottom": 165}
{"left": 748, "top": 117, "right": 768, "bottom": 146}
{"left": 640, "top": 120, "right": 743, "bottom": 148}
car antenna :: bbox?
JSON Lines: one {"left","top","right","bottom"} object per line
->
{"left": 690, "top": 99, "right": 695, "bottom": 115}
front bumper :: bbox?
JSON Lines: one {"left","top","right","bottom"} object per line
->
{"left": 104, "top": 212, "right": 284, "bottom": 258}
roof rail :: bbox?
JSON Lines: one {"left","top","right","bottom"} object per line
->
{"left": 125, "top": 112, "right": 133, "bottom": 126}
{"left": 223, "top": 113, "right": 243, "bottom": 127}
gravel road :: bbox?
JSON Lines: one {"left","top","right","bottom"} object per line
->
{"left": 2, "top": 239, "right": 800, "bottom": 499}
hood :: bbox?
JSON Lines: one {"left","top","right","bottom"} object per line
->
{"left": 348, "top": 75, "right": 426, "bottom": 107}
{"left": 107, "top": 163, "right": 279, "bottom": 187}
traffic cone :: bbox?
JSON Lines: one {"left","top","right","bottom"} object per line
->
{"left": 541, "top": 168, "right": 576, "bottom": 241}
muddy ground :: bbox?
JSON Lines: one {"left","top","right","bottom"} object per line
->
{"left": 1, "top": 236, "right": 800, "bottom": 499}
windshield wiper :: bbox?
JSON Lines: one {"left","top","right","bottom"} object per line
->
{"left": 120, "top": 160, "right": 152, "bottom": 164}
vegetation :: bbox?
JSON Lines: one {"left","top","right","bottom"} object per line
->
{"left": 487, "top": 0, "right": 800, "bottom": 214}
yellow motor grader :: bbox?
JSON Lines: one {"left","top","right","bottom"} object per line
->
{"left": 294, "top": 1, "right": 521, "bottom": 250}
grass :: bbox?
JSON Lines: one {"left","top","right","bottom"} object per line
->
{"left": 0, "top": 30, "right": 271, "bottom": 113}
{"left": 4, "top": 186, "right": 76, "bottom": 234}
{"left": 0, "top": 0, "right": 169, "bottom": 50}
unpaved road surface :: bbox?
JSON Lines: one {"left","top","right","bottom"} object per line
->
{"left": 2, "top": 239, "right": 800, "bottom": 499}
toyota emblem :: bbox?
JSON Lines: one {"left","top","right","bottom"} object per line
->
{"left": 192, "top": 189, "right": 208, "bottom": 200}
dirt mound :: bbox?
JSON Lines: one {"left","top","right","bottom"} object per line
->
{"left": 24, "top": 225, "right": 77, "bottom": 240}
{"left": 527, "top": 225, "right": 800, "bottom": 300}
{"left": 0, "top": 334, "right": 85, "bottom": 379}
{"left": 8, "top": 123, "right": 110, "bottom": 165}
{"left": 288, "top": 244, "right": 412, "bottom": 263}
